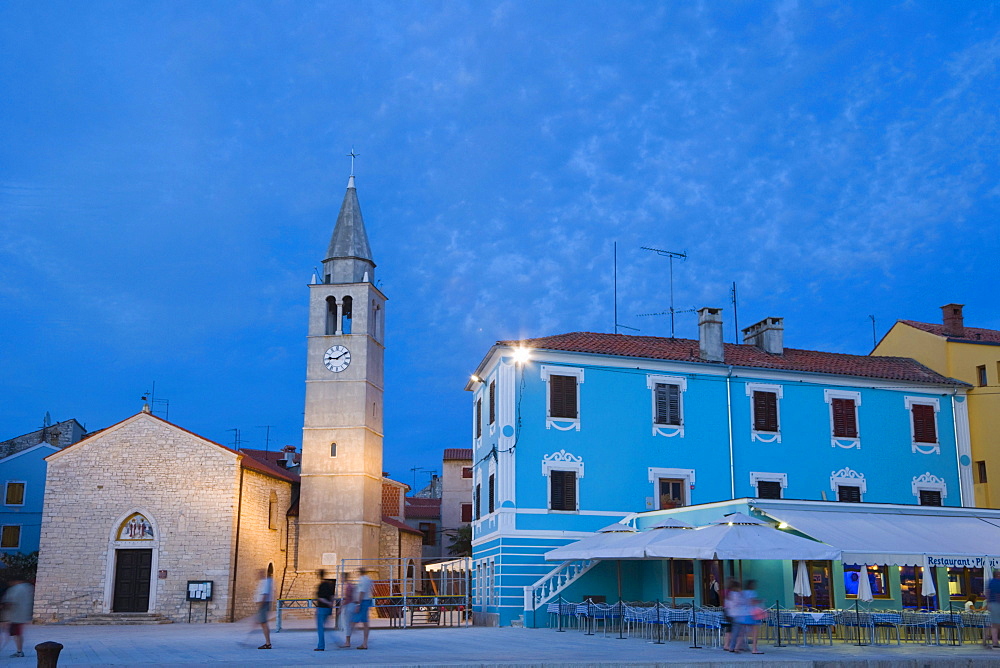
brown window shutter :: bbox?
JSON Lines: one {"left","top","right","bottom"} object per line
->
{"left": 919, "top": 489, "right": 942, "bottom": 506}
{"left": 488, "top": 474, "right": 495, "bottom": 513}
{"left": 757, "top": 480, "right": 782, "bottom": 499}
{"left": 549, "top": 375, "right": 578, "bottom": 419}
{"left": 461, "top": 503, "right": 473, "bottom": 523}
{"left": 476, "top": 398, "right": 482, "bottom": 438}
{"left": 489, "top": 380, "right": 496, "bottom": 424}
{"left": 753, "top": 391, "right": 778, "bottom": 432}
{"left": 838, "top": 485, "right": 862, "bottom": 503}
{"left": 550, "top": 470, "right": 577, "bottom": 510}
{"left": 654, "top": 384, "right": 681, "bottom": 426}
{"left": 912, "top": 404, "right": 936, "bottom": 443}
{"left": 832, "top": 398, "right": 857, "bottom": 438}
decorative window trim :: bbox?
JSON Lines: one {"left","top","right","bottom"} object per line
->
{"left": 646, "top": 374, "right": 686, "bottom": 438}
{"left": 541, "top": 365, "right": 584, "bottom": 431}
{"left": 824, "top": 389, "right": 861, "bottom": 449}
{"left": 4, "top": 481, "right": 26, "bottom": 507}
{"left": 648, "top": 467, "right": 695, "bottom": 508}
{"left": 746, "top": 383, "right": 783, "bottom": 442}
{"left": 750, "top": 471, "right": 788, "bottom": 489}
{"left": 912, "top": 472, "right": 947, "bottom": 499}
{"left": 831, "top": 467, "right": 867, "bottom": 495}
{"left": 542, "top": 449, "right": 584, "bottom": 477}
{"left": 904, "top": 396, "right": 941, "bottom": 454}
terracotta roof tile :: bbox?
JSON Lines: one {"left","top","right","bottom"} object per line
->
{"left": 499, "top": 332, "right": 964, "bottom": 386}
{"left": 443, "top": 448, "right": 473, "bottom": 460}
{"left": 239, "top": 448, "right": 300, "bottom": 484}
{"left": 405, "top": 497, "right": 441, "bottom": 519}
{"left": 900, "top": 320, "right": 1000, "bottom": 345}
{"left": 382, "top": 515, "right": 424, "bottom": 535}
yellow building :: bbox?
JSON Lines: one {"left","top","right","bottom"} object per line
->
{"left": 873, "top": 304, "right": 999, "bottom": 507}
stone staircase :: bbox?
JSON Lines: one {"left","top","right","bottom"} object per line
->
{"left": 65, "top": 613, "right": 173, "bottom": 625}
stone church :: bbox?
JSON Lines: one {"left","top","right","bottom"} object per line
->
{"left": 33, "top": 175, "right": 422, "bottom": 622}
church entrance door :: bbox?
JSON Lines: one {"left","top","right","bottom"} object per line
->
{"left": 112, "top": 549, "right": 152, "bottom": 612}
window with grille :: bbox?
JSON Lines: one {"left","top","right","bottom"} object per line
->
{"left": 838, "top": 485, "right": 862, "bottom": 503}
{"left": 550, "top": 470, "right": 577, "bottom": 511}
{"left": 4, "top": 482, "right": 25, "bottom": 506}
{"left": 757, "top": 480, "right": 782, "bottom": 499}
{"left": 549, "top": 375, "right": 578, "bottom": 419}
{"left": 488, "top": 474, "right": 495, "bottom": 514}
{"left": 654, "top": 383, "right": 681, "bottom": 426}
{"left": 461, "top": 503, "right": 473, "bottom": 523}
{"left": 831, "top": 398, "right": 858, "bottom": 438}
{"left": 911, "top": 404, "right": 937, "bottom": 443}
{"left": 752, "top": 391, "right": 779, "bottom": 432}
{"left": 918, "top": 489, "right": 942, "bottom": 506}
{"left": 475, "top": 398, "right": 482, "bottom": 438}
{"left": 0, "top": 526, "right": 20, "bottom": 549}
{"left": 489, "top": 380, "right": 496, "bottom": 424}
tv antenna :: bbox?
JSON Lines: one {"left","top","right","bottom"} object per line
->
{"left": 257, "top": 425, "right": 274, "bottom": 451}
{"left": 227, "top": 428, "right": 242, "bottom": 450}
{"left": 731, "top": 282, "right": 740, "bottom": 342}
{"left": 637, "top": 308, "right": 697, "bottom": 337}
{"left": 613, "top": 242, "right": 639, "bottom": 334}
{"left": 641, "top": 247, "right": 688, "bottom": 337}
{"left": 869, "top": 315, "right": 877, "bottom": 348}
{"left": 140, "top": 382, "right": 170, "bottom": 420}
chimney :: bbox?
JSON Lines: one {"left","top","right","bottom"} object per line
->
{"left": 279, "top": 445, "right": 297, "bottom": 468}
{"left": 941, "top": 303, "right": 965, "bottom": 337}
{"left": 742, "top": 317, "right": 784, "bottom": 355}
{"left": 698, "top": 307, "right": 724, "bottom": 362}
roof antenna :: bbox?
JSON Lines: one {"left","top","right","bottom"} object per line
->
{"left": 869, "top": 315, "right": 877, "bottom": 348}
{"left": 731, "top": 282, "right": 740, "bottom": 342}
{"left": 640, "top": 247, "right": 688, "bottom": 338}
{"left": 612, "top": 242, "right": 638, "bottom": 334}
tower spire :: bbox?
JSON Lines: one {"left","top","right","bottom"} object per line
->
{"left": 322, "top": 165, "right": 375, "bottom": 284}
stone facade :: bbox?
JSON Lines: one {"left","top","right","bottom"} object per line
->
{"left": 34, "top": 412, "right": 293, "bottom": 623}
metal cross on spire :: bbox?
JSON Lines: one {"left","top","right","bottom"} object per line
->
{"left": 347, "top": 147, "right": 359, "bottom": 176}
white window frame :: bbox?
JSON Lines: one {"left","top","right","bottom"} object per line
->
{"left": 0, "top": 525, "right": 21, "bottom": 550}
{"left": 912, "top": 472, "right": 948, "bottom": 501}
{"left": 746, "top": 383, "right": 783, "bottom": 443}
{"left": 824, "top": 389, "right": 862, "bottom": 449}
{"left": 830, "top": 466, "right": 867, "bottom": 502}
{"left": 904, "top": 396, "right": 941, "bottom": 455}
{"left": 4, "top": 481, "right": 26, "bottom": 507}
{"left": 647, "top": 467, "right": 695, "bottom": 510}
{"left": 750, "top": 471, "right": 787, "bottom": 498}
{"left": 543, "top": 450, "right": 583, "bottom": 512}
{"left": 646, "top": 375, "right": 686, "bottom": 437}
{"left": 541, "top": 365, "right": 584, "bottom": 431}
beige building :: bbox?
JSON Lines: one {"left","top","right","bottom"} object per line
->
{"left": 33, "top": 410, "right": 297, "bottom": 623}
{"left": 873, "top": 303, "right": 999, "bottom": 507}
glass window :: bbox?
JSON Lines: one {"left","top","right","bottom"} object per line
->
{"left": 947, "top": 566, "right": 984, "bottom": 600}
{"left": 900, "top": 566, "right": 937, "bottom": 608}
{"left": 844, "top": 564, "right": 889, "bottom": 598}
{"left": 658, "top": 478, "right": 685, "bottom": 509}
{"left": 670, "top": 559, "right": 695, "bottom": 598}
{"left": 796, "top": 561, "right": 832, "bottom": 609}
{"left": 978, "top": 365, "right": 988, "bottom": 387}
{"left": 5, "top": 482, "right": 25, "bottom": 506}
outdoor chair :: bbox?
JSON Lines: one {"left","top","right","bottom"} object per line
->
{"left": 622, "top": 604, "right": 647, "bottom": 637}
{"left": 934, "top": 611, "right": 963, "bottom": 645}
{"left": 900, "top": 610, "right": 937, "bottom": 644}
{"left": 797, "top": 612, "right": 836, "bottom": 646}
{"left": 765, "top": 608, "right": 801, "bottom": 645}
{"left": 869, "top": 612, "right": 902, "bottom": 645}
{"left": 838, "top": 610, "right": 874, "bottom": 645}
{"left": 688, "top": 609, "right": 723, "bottom": 648}
{"left": 961, "top": 611, "right": 990, "bottom": 644}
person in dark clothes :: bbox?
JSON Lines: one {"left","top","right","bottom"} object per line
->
{"left": 314, "top": 570, "right": 336, "bottom": 651}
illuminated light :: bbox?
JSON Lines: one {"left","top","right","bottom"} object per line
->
{"left": 512, "top": 347, "right": 531, "bottom": 364}
{"left": 470, "top": 374, "right": 483, "bottom": 384}
{"left": 778, "top": 522, "right": 789, "bottom": 529}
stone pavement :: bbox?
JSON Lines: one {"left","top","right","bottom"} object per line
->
{"left": 5, "top": 621, "right": 1000, "bottom": 667}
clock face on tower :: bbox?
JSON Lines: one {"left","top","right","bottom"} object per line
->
{"left": 323, "top": 345, "right": 351, "bottom": 373}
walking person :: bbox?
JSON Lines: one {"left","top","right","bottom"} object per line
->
{"left": 314, "top": 570, "right": 336, "bottom": 651}
{"left": 253, "top": 568, "right": 274, "bottom": 650}
{"left": 1, "top": 577, "right": 33, "bottom": 658}
{"left": 986, "top": 569, "right": 1000, "bottom": 648}
{"left": 722, "top": 579, "right": 744, "bottom": 652}
{"left": 337, "top": 573, "right": 356, "bottom": 648}
{"left": 353, "top": 567, "right": 374, "bottom": 650}
{"left": 742, "top": 579, "right": 765, "bottom": 655}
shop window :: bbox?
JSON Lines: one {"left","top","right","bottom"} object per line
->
{"left": 947, "top": 566, "right": 984, "bottom": 600}
{"left": 844, "top": 564, "right": 890, "bottom": 598}
{"left": 900, "top": 566, "right": 938, "bottom": 608}
{"left": 796, "top": 561, "right": 832, "bottom": 609}
{"left": 670, "top": 559, "right": 695, "bottom": 598}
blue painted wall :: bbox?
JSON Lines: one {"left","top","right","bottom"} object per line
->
{"left": 0, "top": 443, "right": 58, "bottom": 556}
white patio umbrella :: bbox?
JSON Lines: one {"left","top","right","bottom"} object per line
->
{"left": 543, "top": 523, "right": 637, "bottom": 561}
{"left": 793, "top": 560, "right": 812, "bottom": 600}
{"left": 595, "top": 517, "right": 694, "bottom": 559}
{"left": 644, "top": 512, "right": 841, "bottom": 561}
{"left": 920, "top": 565, "right": 936, "bottom": 599}
{"left": 857, "top": 565, "right": 874, "bottom": 602}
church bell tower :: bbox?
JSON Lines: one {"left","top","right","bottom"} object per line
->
{"left": 298, "top": 173, "right": 386, "bottom": 572}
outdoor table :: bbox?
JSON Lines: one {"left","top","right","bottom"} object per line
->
{"left": 869, "top": 612, "right": 902, "bottom": 645}
{"left": 792, "top": 612, "right": 836, "bottom": 646}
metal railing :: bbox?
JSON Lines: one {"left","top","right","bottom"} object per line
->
{"left": 276, "top": 594, "right": 470, "bottom": 632}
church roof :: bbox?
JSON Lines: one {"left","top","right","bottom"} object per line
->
{"left": 325, "top": 175, "right": 373, "bottom": 263}
{"left": 497, "top": 332, "right": 964, "bottom": 386}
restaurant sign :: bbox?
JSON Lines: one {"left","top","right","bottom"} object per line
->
{"left": 925, "top": 555, "right": 1000, "bottom": 569}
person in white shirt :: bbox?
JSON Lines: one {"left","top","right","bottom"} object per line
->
{"left": 1, "top": 579, "right": 34, "bottom": 658}
{"left": 353, "top": 567, "right": 374, "bottom": 650}
{"left": 253, "top": 569, "right": 273, "bottom": 649}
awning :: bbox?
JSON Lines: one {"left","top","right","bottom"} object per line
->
{"left": 758, "top": 506, "right": 1000, "bottom": 567}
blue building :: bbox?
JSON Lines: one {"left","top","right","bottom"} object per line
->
{"left": 465, "top": 309, "right": 974, "bottom": 626}
{"left": 0, "top": 418, "right": 87, "bottom": 557}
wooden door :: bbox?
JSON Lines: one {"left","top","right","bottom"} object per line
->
{"left": 113, "top": 549, "right": 152, "bottom": 612}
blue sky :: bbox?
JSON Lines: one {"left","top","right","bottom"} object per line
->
{"left": 2, "top": 2, "right": 998, "bottom": 485}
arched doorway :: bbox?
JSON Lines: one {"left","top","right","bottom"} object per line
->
{"left": 107, "top": 511, "right": 158, "bottom": 613}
